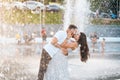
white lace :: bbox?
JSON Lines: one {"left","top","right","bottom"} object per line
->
{"left": 44, "top": 50, "right": 69, "bottom": 80}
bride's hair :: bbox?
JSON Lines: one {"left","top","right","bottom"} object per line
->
{"left": 77, "top": 32, "right": 89, "bottom": 62}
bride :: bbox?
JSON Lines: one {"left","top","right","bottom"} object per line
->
{"left": 43, "top": 32, "right": 89, "bottom": 80}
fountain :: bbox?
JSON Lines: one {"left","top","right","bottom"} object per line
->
{"left": 0, "top": 0, "right": 120, "bottom": 80}
{"left": 63, "top": 1, "right": 120, "bottom": 80}
{"left": 63, "top": 0, "right": 90, "bottom": 32}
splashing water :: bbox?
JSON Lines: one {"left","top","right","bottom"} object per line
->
{"left": 63, "top": 0, "right": 90, "bottom": 32}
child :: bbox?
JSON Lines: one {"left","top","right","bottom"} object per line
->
{"left": 101, "top": 38, "right": 105, "bottom": 55}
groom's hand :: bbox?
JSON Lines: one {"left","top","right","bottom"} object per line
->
{"left": 67, "top": 32, "right": 72, "bottom": 39}
{"left": 61, "top": 48, "right": 68, "bottom": 56}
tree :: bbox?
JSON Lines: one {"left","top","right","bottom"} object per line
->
{"left": 90, "top": 0, "right": 119, "bottom": 15}
{"left": 90, "top": 0, "right": 111, "bottom": 12}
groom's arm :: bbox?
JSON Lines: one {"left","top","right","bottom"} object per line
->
{"left": 51, "top": 37, "right": 61, "bottom": 49}
{"left": 51, "top": 37, "right": 68, "bottom": 55}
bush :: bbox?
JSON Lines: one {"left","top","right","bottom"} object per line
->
{"left": 91, "top": 18, "right": 120, "bottom": 25}
{"left": 2, "top": 9, "right": 63, "bottom": 24}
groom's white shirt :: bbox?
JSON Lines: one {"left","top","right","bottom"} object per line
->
{"left": 44, "top": 30, "right": 67, "bottom": 58}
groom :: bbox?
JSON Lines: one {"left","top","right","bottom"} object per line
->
{"left": 37, "top": 24, "right": 78, "bottom": 80}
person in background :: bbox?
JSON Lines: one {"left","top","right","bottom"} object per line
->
{"left": 15, "top": 33, "right": 21, "bottom": 45}
{"left": 31, "top": 32, "right": 36, "bottom": 43}
{"left": 101, "top": 38, "right": 105, "bottom": 55}
{"left": 41, "top": 27, "right": 47, "bottom": 47}
{"left": 90, "top": 32, "right": 99, "bottom": 52}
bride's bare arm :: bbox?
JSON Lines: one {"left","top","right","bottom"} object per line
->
{"left": 61, "top": 40, "right": 78, "bottom": 50}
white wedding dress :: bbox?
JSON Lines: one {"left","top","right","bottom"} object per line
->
{"left": 44, "top": 38, "right": 76, "bottom": 80}
{"left": 43, "top": 50, "right": 70, "bottom": 80}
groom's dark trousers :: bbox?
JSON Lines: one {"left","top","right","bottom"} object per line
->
{"left": 37, "top": 49, "right": 52, "bottom": 80}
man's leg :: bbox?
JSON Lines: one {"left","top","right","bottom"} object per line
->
{"left": 37, "top": 49, "right": 51, "bottom": 80}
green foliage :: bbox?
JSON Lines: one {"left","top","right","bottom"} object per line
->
{"left": 45, "top": 12, "right": 63, "bottom": 24}
{"left": 2, "top": 0, "right": 64, "bottom": 4}
{"left": 2, "top": 9, "right": 63, "bottom": 24}
{"left": 91, "top": 18, "right": 120, "bottom": 25}
{"left": 90, "top": 0, "right": 118, "bottom": 13}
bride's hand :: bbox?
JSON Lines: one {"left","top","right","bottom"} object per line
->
{"left": 61, "top": 48, "right": 68, "bottom": 56}
{"left": 67, "top": 32, "right": 72, "bottom": 39}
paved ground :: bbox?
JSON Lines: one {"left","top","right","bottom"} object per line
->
{"left": 1, "top": 52, "right": 120, "bottom": 80}
{"left": 0, "top": 39, "right": 120, "bottom": 80}
{"left": 68, "top": 53, "right": 120, "bottom": 80}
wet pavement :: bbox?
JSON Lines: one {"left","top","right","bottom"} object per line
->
{"left": 68, "top": 53, "right": 120, "bottom": 80}
{"left": 0, "top": 51, "right": 120, "bottom": 80}
{"left": 0, "top": 41, "right": 120, "bottom": 80}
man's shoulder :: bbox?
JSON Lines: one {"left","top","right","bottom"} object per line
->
{"left": 57, "top": 30, "right": 65, "bottom": 33}
{"left": 56, "top": 30, "right": 66, "bottom": 34}
{"left": 54, "top": 30, "right": 67, "bottom": 37}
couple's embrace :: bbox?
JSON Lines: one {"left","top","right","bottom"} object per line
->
{"left": 38, "top": 24, "right": 89, "bottom": 80}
